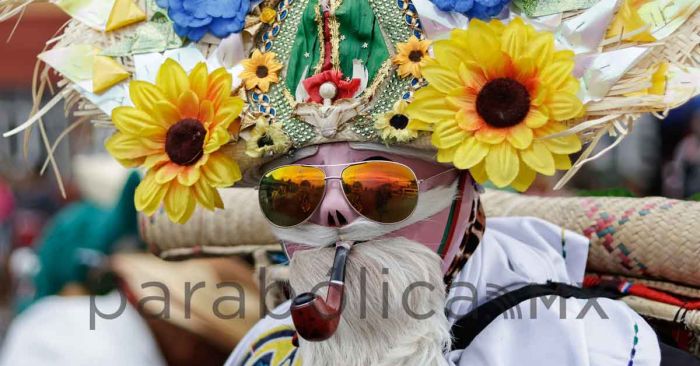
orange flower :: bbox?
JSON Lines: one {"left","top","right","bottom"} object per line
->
{"left": 392, "top": 36, "right": 432, "bottom": 78}
{"left": 240, "top": 50, "right": 283, "bottom": 92}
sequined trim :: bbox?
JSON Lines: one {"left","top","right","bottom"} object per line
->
{"left": 360, "top": 59, "right": 393, "bottom": 102}
{"left": 364, "top": 0, "right": 427, "bottom": 140}
{"left": 265, "top": 0, "right": 317, "bottom": 146}
{"left": 246, "top": 0, "right": 433, "bottom": 147}
{"left": 313, "top": 5, "right": 325, "bottom": 74}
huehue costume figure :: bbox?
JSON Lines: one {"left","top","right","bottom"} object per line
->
{"left": 4, "top": 0, "right": 700, "bottom": 365}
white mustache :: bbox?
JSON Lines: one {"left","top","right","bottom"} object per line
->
{"left": 271, "top": 181, "right": 458, "bottom": 247}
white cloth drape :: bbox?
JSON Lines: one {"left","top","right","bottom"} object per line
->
{"left": 446, "top": 217, "right": 660, "bottom": 366}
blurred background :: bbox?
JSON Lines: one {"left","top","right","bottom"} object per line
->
{"left": 1, "top": 4, "right": 700, "bottom": 365}
{"left": 0, "top": 6, "right": 275, "bottom": 365}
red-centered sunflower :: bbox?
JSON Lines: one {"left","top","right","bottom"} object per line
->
{"left": 105, "top": 59, "right": 244, "bottom": 223}
{"left": 406, "top": 18, "right": 585, "bottom": 191}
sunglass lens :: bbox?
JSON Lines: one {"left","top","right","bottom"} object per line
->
{"left": 259, "top": 166, "right": 326, "bottom": 227}
{"left": 341, "top": 162, "right": 418, "bottom": 224}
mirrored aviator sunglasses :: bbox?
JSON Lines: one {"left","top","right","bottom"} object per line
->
{"left": 257, "top": 161, "right": 422, "bottom": 227}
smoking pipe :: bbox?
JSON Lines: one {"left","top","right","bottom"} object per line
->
{"left": 290, "top": 241, "right": 353, "bottom": 341}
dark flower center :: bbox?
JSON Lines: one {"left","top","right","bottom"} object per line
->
{"left": 257, "top": 134, "right": 274, "bottom": 148}
{"left": 475, "top": 78, "right": 531, "bottom": 128}
{"left": 389, "top": 114, "right": 409, "bottom": 130}
{"left": 408, "top": 50, "right": 424, "bottom": 63}
{"left": 256, "top": 65, "right": 269, "bottom": 78}
{"left": 165, "top": 119, "right": 206, "bottom": 166}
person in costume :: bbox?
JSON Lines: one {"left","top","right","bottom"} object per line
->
{"left": 0, "top": 171, "right": 166, "bottom": 365}
{"left": 3, "top": 0, "right": 700, "bottom": 365}
{"left": 215, "top": 1, "right": 699, "bottom": 365}
{"left": 0, "top": 169, "right": 263, "bottom": 366}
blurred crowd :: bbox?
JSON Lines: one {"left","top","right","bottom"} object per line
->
{"left": 0, "top": 152, "right": 266, "bottom": 365}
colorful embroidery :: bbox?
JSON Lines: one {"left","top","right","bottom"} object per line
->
{"left": 628, "top": 323, "right": 639, "bottom": 366}
{"left": 443, "top": 195, "right": 485, "bottom": 287}
{"left": 561, "top": 227, "right": 567, "bottom": 259}
{"left": 581, "top": 199, "right": 680, "bottom": 274}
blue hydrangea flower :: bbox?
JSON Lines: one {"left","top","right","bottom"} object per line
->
{"left": 156, "top": 0, "right": 251, "bottom": 41}
{"left": 430, "top": 0, "right": 509, "bottom": 20}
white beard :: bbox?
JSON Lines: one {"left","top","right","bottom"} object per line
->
{"left": 289, "top": 238, "right": 451, "bottom": 366}
{"left": 271, "top": 181, "right": 458, "bottom": 247}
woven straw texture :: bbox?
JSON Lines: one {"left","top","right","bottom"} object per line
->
{"left": 139, "top": 188, "right": 278, "bottom": 259}
{"left": 623, "top": 296, "right": 700, "bottom": 333}
{"left": 144, "top": 188, "right": 700, "bottom": 292}
{"left": 481, "top": 190, "right": 700, "bottom": 288}
{"left": 623, "top": 296, "right": 700, "bottom": 356}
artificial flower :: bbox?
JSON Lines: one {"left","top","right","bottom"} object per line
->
{"left": 606, "top": 0, "right": 656, "bottom": 43}
{"left": 625, "top": 62, "right": 668, "bottom": 96}
{"left": 375, "top": 101, "right": 420, "bottom": 143}
{"left": 393, "top": 36, "right": 433, "bottom": 79}
{"left": 240, "top": 50, "right": 284, "bottom": 93}
{"left": 431, "top": 0, "right": 510, "bottom": 20}
{"left": 406, "top": 18, "right": 584, "bottom": 191}
{"left": 302, "top": 70, "right": 361, "bottom": 103}
{"left": 106, "top": 59, "right": 245, "bottom": 223}
{"left": 245, "top": 118, "right": 291, "bottom": 158}
{"left": 155, "top": 0, "right": 251, "bottom": 41}
{"left": 260, "top": 7, "right": 277, "bottom": 24}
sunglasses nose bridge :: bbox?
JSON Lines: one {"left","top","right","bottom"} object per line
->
{"left": 312, "top": 178, "right": 359, "bottom": 227}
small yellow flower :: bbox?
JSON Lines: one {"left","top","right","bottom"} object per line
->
{"left": 392, "top": 36, "right": 432, "bottom": 78}
{"left": 374, "top": 100, "right": 420, "bottom": 143}
{"left": 626, "top": 62, "right": 668, "bottom": 96}
{"left": 260, "top": 7, "right": 277, "bottom": 24}
{"left": 105, "top": 59, "right": 244, "bottom": 223}
{"left": 406, "top": 18, "right": 585, "bottom": 191}
{"left": 240, "top": 50, "right": 283, "bottom": 93}
{"left": 245, "top": 118, "right": 290, "bottom": 158}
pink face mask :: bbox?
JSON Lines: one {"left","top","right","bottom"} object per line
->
{"left": 276, "top": 142, "right": 478, "bottom": 275}
{"left": 271, "top": 142, "right": 482, "bottom": 342}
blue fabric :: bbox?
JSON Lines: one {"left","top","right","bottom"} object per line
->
{"left": 430, "top": 0, "right": 509, "bottom": 19}
{"left": 156, "top": 0, "right": 251, "bottom": 41}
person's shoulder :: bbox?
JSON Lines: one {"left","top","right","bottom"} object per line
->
{"left": 225, "top": 301, "right": 302, "bottom": 366}
{"left": 481, "top": 216, "right": 590, "bottom": 282}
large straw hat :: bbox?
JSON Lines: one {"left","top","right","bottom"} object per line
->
{"left": 2, "top": 0, "right": 700, "bottom": 224}
{"left": 481, "top": 189, "right": 700, "bottom": 288}
{"left": 140, "top": 188, "right": 277, "bottom": 258}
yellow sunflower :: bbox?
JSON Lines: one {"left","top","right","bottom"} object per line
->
{"left": 240, "top": 50, "right": 283, "bottom": 92}
{"left": 374, "top": 100, "right": 421, "bottom": 143}
{"left": 106, "top": 59, "right": 244, "bottom": 223}
{"left": 245, "top": 118, "right": 291, "bottom": 158}
{"left": 406, "top": 18, "right": 584, "bottom": 191}
{"left": 392, "top": 36, "right": 432, "bottom": 78}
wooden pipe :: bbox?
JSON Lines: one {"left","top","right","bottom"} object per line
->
{"left": 290, "top": 241, "right": 353, "bottom": 341}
